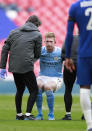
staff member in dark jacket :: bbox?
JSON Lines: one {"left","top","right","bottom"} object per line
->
{"left": 0, "top": 15, "right": 42, "bottom": 120}
{"left": 61, "top": 34, "right": 86, "bottom": 121}
{"left": 61, "top": 35, "right": 80, "bottom": 120}
{"left": 61, "top": 35, "right": 85, "bottom": 120}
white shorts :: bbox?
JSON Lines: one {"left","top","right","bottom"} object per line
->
{"left": 37, "top": 75, "right": 63, "bottom": 89}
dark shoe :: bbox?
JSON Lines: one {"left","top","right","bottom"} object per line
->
{"left": 81, "top": 114, "right": 85, "bottom": 120}
{"left": 61, "top": 115, "right": 72, "bottom": 120}
{"left": 16, "top": 115, "right": 24, "bottom": 120}
{"left": 24, "top": 115, "right": 35, "bottom": 120}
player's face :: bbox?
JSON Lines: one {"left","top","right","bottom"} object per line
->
{"left": 45, "top": 37, "right": 56, "bottom": 52}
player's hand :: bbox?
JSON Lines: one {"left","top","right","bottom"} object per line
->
{"left": 0, "top": 69, "right": 7, "bottom": 79}
{"left": 65, "top": 58, "right": 75, "bottom": 72}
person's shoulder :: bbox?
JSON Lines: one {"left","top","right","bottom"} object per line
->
{"left": 41, "top": 46, "right": 46, "bottom": 53}
{"left": 42, "top": 46, "right": 45, "bottom": 50}
{"left": 55, "top": 46, "right": 61, "bottom": 54}
{"left": 71, "top": 0, "right": 80, "bottom": 7}
{"left": 35, "top": 30, "right": 42, "bottom": 38}
{"left": 10, "top": 28, "right": 19, "bottom": 35}
{"left": 55, "top": 46, "right": 61, "bottom": 51}
{"left": 69, "top": 0, "right": 80, "bottom": 12}
{"left": 7, "top": 28, "right": 19, "bottom": 39}
{"left": 10, "top": 29, "right": 16, "bottom": 35}
{"left": 37, "top": 30, "right": 42, "bottom": 36}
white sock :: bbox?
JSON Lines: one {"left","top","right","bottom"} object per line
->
{"left": 66, "top": 112, "right": 71, "bottom": 115}
{"left": 80, "top": 88, "right": 92, "bottom": 129}
{"left": 25, "top": 113, "right": 31, "bottom": 116}
{"left": 17, "top": 113, "right": 23, "bottom": 116}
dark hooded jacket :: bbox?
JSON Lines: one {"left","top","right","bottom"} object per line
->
{"left": 61, "top": 35, "right": 79, "bottom": 64}
{"left": 0, "top": 22, "right": 42, "bottom": 73}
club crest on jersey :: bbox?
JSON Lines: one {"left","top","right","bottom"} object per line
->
{"left": 54, "top": 57, "right": 58, "bottom": 61}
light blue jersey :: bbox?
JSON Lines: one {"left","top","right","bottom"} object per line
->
{"left": 39, "top": 46, "right": 62, "bottom": 77}
{"left": 65, "top": 0, "right": 92, "bottom": 58}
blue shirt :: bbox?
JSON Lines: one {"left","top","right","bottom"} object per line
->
{"left": 65, "top": 0, "right": 92, "bottom": 58}
{"left": 39, "top": 46, "right": 62, "bottom": 77}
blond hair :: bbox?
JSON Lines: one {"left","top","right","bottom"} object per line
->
{"left": 45, "top": 32, "right": 56, "bottom": 41}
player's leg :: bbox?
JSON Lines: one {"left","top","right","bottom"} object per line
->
{"left": 44, "top": 80, "right": 56, "bottom": 120}
{"left": 80, "top": 87, "right": 92, "bottom": 130}
{"left": 24, "top": 71, "right": 38, "bottom": 120}
{"left": 13, "top": 73, "right": 25, "bottom": 120}
{"left": 77, "top": 58, "right": 92, "bottom": 130}
{"left": 62, "top": 65, "right": 76, "bottom": 120}
{"left": 35, "top": 77, "right": 44, "bottom": 120}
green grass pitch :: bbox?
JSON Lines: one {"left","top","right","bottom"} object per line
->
{"left": 0, "top": 95, "right": 87, "bottom": 131}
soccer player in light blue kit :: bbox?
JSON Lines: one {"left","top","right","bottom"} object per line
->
{"left": 65, "top": 0, "right": 92, "bottom": 130}
{"left": 35, "top": 32, "right": 63, "bottom": 120}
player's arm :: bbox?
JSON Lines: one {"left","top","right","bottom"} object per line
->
{"left": 65, "top": 18, "right": 75, "bottom": 58}
{"left": 34, "top": 35, "right": 42, "bottom": 62}
{"left": 65, "top": 19, "right": 75, "bottom": 72}
{"left": 0, "top": 35, "right": 11, "bottom": 69}
{"left": 0, "top": 34, "right": 11, "bottom": 79}
{"left": 65, "top": 3, "right": 76, "bottom": 58}
{"left": 65, "top": 5, "right": 76, "bottom": 72}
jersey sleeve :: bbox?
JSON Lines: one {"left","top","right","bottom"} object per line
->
{"left": 65, "top": 4, "right": 76, "bottom": 58}
{"left": 69, "top": 3, "right": 76, "bottom": 20}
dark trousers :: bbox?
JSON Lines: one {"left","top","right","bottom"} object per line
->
{"left": 13, "top": 71, "right": 38, "bottom": 114}
{"left": 63, "top": 64, "right": 76, "bottom": 112}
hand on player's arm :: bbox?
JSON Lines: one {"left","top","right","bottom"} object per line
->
{"left": 65, "top": 58, "right": 75, "bottom": 72}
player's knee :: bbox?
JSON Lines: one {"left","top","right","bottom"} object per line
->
{"left": 44, "top": 83, "right": 56, "bottom": 91}
{"left": 35, "top": 86, "right": 39, "bottom": 95}
{"left": 45, "top": 90, "right": 53, "bottom": 96}
{"left": 17, "top": 87, "right": 25, "bottom": 96}
{"left": 29, "top": 84, "right": 38, "bottom": 96}
{"left": 30, "top": 88, "right": 38, "bottom": 100}
{"left": 65, "top": 88, "right": 72, "bottom": 94}
{"left": 37, "top": 88, "right": 42, "bottom": 96}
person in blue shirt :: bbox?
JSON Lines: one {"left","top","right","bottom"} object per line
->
{"left": 65, "top": 0, "right": 92, "bottom": 130}
{"left": 35, "top": 32, "right": 63, "bottom": 120}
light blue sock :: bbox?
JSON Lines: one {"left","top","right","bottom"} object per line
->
{"left": 46, "top": 90, "right": 54, "bottom": 115}
{"left": 36, "top": 89, "right": 43, "bottom": 115}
